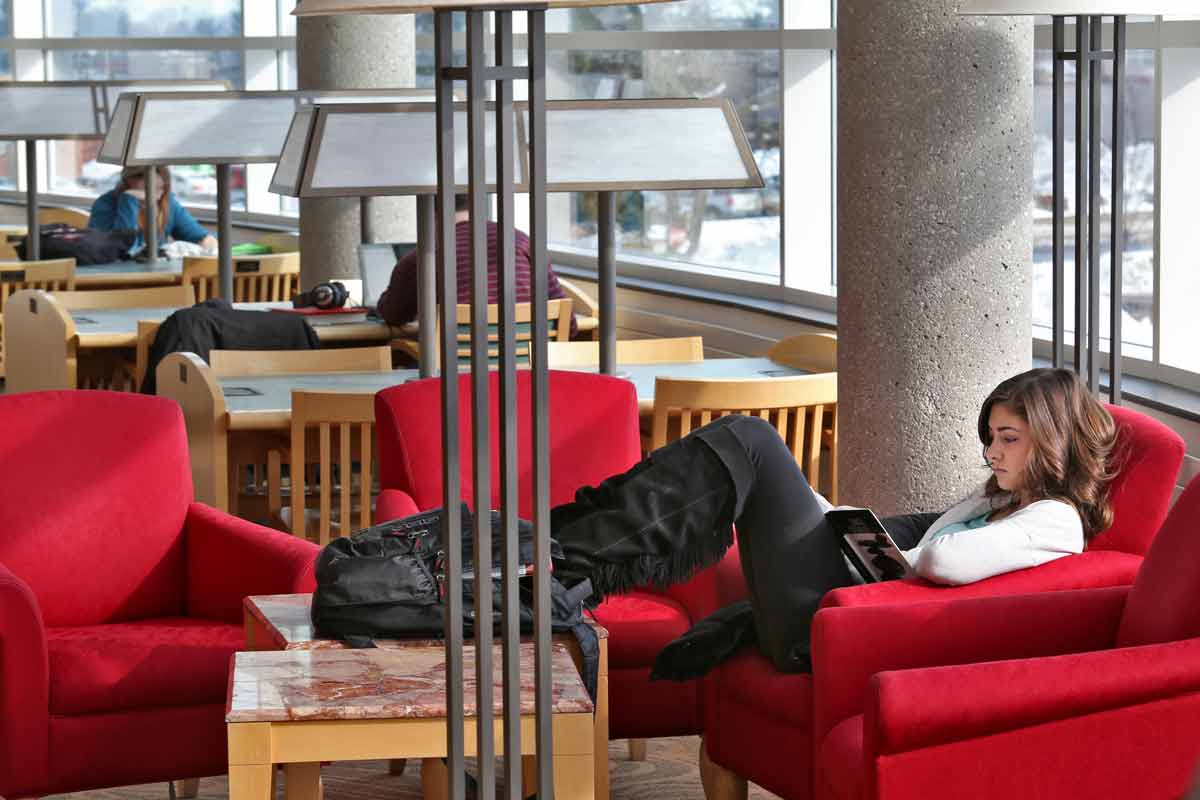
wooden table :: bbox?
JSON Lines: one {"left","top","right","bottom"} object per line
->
{"left": 3, "top": 294, "right": 402, "bottom": 394}
{"left": 226, "top": 645, "right": 595, "bottom": 800}
{"left": 244, "top": 593, "right": 612, "bottom": 800}
{"left": 74, "top": 258, "right": 183, "bottom": 289}
{"left": 160, "top": 356, "right": 804, "bottom": 510}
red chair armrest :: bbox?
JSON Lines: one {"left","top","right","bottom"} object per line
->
{"left": 185, "top": 503, "right": 319, "bottom": 624}
{"left": 820, "top": 550, "right": 1144, "bottom": 610}
{"left": 812, "top": 586, "right": 1128, "bottom": 743}
{"left": 0, "top": 561, "right": 49, "bottom": 796}
{"left": 375, "top": 488, "right": 420, "bottom": 524}
{"left": 867, "top": 635, "right": 1200, "bottom": 756}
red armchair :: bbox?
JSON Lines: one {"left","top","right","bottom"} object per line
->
{"left": 0, "top": 391, "right": 318, "bottom": 798}
{"left": 810, "top": 471, "right": 1200, "bottom": 800}
{"left": 374, "top": 370, "right": 729, "bottom": 741}
{"left": 702, "top": 403, "right": 1185, "bottom": 800}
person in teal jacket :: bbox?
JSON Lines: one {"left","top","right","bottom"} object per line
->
{"left": 88, "top": 165, "right": 217, "bottom": 256}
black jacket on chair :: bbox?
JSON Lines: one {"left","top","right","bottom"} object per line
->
{"left": 141, "top": 299, "right": 320, "bottom": 394}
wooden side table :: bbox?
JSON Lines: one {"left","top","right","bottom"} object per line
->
{"left": 243, "top": 593, "right": 612, "bottom": 800}
{"left": 226, "top": 646, "right": 595, "bottom": 800}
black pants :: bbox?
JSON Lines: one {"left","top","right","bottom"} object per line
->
{"left": 551, "top": 415, "right": 940, "bottom": 675}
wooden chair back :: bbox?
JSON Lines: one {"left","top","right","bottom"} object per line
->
{"left": 396, "top": 299, "right": 572, "bottom": 368}
{"left": 2, "top": 289, "right": 78, "bottom": 391}
{"left": 0, "top": 259, "right": 77, "bottom": 379}
{"left": 547, "top": 336, "right": 704, "bottom": 368}
{"left": 155, "top": 352, "right": 230, "bottom": 508}
{"left": 0, "top": 241, "right": 18, "bottom": 260}
{"left": 209, "top": 346, "right": 392, "bottom": 377}
{"left": 650, "top": 371, "right": 839, "bottom": 502}
{"left": 38, "top": 207, "right": 90, "bottom": 229}
{"left": 766, "top": 332, "right": 837, "bottom": 373}
{"left": 557, "top": 277, "right": 599, "bottom": 340}
{"left": 290, "top": 390, "right": 376, "bottom": 545}
{"left": 255, "top": 232, "right": 301, "bottom": 253}
{"left": 182, "top": 252, "right": 300, "bottom": 303}
{"left": 54, "top": 284, "right": 195, "bottom": 311}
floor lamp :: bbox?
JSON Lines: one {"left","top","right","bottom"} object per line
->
{"left": 292, "top": 4, "right": 675, "bottom": 799}
{"left": 959, "top": 2, "right": 1189, "bottom": 404}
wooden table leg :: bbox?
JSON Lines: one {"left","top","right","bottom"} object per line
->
{"left": 228, "top": 723, "right": 273, "bottom": 800}
{"left": 228, "top": 765, "right": 273, "bottom": 800}
{"left": 553, "top": 753, "right": 596, "bottom": 800}
{"left": 421, "top": 757, "right": 449, "bottom": 800}
{"left": 284, "top": 762, "right": 323, "bottom": 800}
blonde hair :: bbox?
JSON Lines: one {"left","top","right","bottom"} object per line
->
{"left": 978, "top": 368, "right": 1117, "bottom": 540}
{"left": 116, "top": 165, "right": 171, "bottom": 239}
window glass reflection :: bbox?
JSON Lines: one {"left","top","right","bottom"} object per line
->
{"left": 45, "top": 0, "right": 240, "bottom": 37}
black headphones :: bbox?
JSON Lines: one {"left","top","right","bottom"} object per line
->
{"left": 293, "top": 281, "right": 350, "bottom": 310}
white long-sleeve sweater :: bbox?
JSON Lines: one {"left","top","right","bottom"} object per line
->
{"left": 814, "top": 482, "right": 1084, "bottom": 586}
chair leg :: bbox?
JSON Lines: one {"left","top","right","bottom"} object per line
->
{"left": 421, "top": 757, "right": 449, "bottom": 800}
{"left": 699, "top": 739, "right": 747, "bottom": 800}
{"left": 173, "top": 778, "right": 200, "bottom": 798}
{"left": 628, "top": 738, "right": 647, "bottom": 761}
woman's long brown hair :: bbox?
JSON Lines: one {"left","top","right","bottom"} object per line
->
{"left": 115, "top": 166, "right": 171, "bottom": 238}
{"left": 978, "top": 368, "right": 1117, "bottom": 540}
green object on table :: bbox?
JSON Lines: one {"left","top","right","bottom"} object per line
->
{"left": 232, "top": 242, "right": 273, "bottom": 256}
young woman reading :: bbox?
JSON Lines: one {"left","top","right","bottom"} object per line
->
{"left": 548, "top": 367, "right": 1117, "bottom": 676}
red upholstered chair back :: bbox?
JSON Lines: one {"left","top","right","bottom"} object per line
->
{"left": 1087, "top": 404, "right": 1185, "bottom": 554}
{"left": 0, "top": 391, "right": 192, "bottom": 627}
{"left": 1116, "top": 473, "right": 1200, "bottom": 648}
{"left": 375, "top": 370, "right": 642, "bottom": 516}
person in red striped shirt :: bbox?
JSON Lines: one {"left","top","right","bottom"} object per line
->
{"left": 377, "top": 193, "right": 576, "bottom": 337}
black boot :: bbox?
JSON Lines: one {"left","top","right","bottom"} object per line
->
{"left": 550, "top": 422, "right": 740, "bottom": 605}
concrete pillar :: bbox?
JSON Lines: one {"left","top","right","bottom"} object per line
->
{"left": 837, "top": 2, "right": 1034, "bottom": 514}
{"left": 297, "top": 14, "right": 416, "bottom": 285}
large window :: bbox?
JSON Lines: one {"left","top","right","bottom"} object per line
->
{"left": 6, "top": 5, "right": 1200, "bottom": 395}
{"left": 1032, "top": 16, "right": 1200, "bottom": 392}
{"left": 411, "top": 1, "right": 830, "bottom": 299}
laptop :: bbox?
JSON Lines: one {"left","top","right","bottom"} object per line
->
{"left": 357, "top": 242, "right": 416, "bottom": 313}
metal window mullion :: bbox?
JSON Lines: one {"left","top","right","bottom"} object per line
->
{"left": 434, "top": 11, "right": 466, "bottom": 800}
{"left": 1110, "top": 15, "right": 1125, "bottom": 404}
{"left": 494, "top": 11, "right": 522, "bottom": 800}
{"left": 24, "top": 140, "right": 37, "bottom": 259}
{"left": 526, "top": 7, "right": 554, "bottom": 798}
{"left": 1052, "top": 16, "right": 1065, "bottom": 368}
{"left": 1087, "top": 16, "right": 1102, "bottom": 394}
{"left": 465, "top": 10, "right": 495, "bottom": 798}
{"left": 597, "top": 190, "right": 616, "bottom": 374}
{"left": 1152, "top": 16, "right": 1163, "bottom": 368}
{"left": 1074, "top": 15, "right": 1090, "bottom": 380}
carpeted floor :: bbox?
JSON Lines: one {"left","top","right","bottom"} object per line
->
{"left": 44, "top": 736, "right": 781, "bottom": 799}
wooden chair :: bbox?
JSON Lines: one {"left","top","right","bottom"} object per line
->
{"left": 287, "top": 390, "right": 377, "bottom": 545}
{"left": 255, "top": 232, "right": 300, "bottom": 253}
{"left": 55, "top": 284, "right": 195, "bottom": 311}
{"left": 766, "top": 332, "right": 837, "bottom": 373}
{"left": 548, "top": 335, "right": 704, "bottom": 368}
{"left": 0, "top": 241, "right": 18, "bottom": 261}
{"left": 650, "top": 371, "right": 839, "bottom": 503}
{"left": 394, "top": 298, "right": 573, "bottom": 368}
{"left": 182, "top": 252, "right": 300, "bottom": 302}
{"left": 0, "top": 258, "right": 76, "bottom": 379}
{"left": 37, "top": 207, "right": 90, "bottom": 229}
{"left": 211, "top": 347, "right": 391, "bottom": 524}
{"left": 557, "top": 277, "right": 600, "bottom": 340}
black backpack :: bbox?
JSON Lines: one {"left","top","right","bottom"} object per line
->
{"left": 16, "top": 224, "right": 135, "bottom": 265}
{"left": 312, "top": 504, "right": 599, "bottom": 698}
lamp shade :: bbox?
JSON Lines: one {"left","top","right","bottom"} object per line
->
{"left": 960, "top": 0, "right": 1195, "bottom": 13}
{"left": 295, "top": 0, "right": 676, "bottom": 14}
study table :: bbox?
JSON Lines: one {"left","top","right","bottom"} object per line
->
{"left": 74, "top": 257, "right": 183, "bottom": 289}
{"left": 3, "top": 293, "right": 404, "bottom": 394}
{"left": 157, "top": 355, "right": 805, "bottom": 510}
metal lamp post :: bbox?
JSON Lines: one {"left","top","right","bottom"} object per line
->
{"left": 960, "top": 1, "right": 1192, "bottom": 403}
